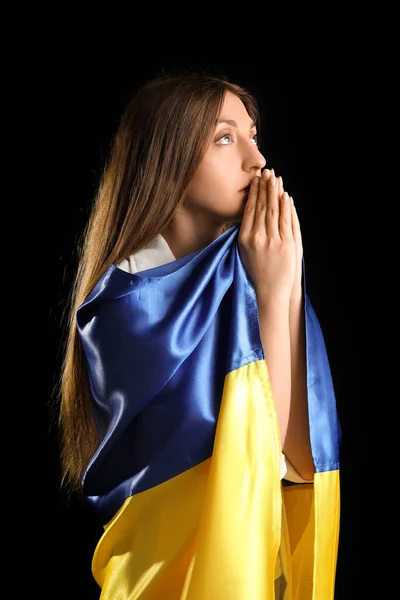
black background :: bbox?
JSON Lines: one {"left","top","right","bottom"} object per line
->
{"left": 47, "top": 52, "right": 361, "bottom": 599}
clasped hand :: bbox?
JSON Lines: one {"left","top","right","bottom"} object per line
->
{"left": 238, "top": 169, "right": 303, "bottom": 306}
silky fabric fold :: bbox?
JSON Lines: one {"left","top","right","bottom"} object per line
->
{"left": 77, "top": 223, "right": 341, "bottom": 599}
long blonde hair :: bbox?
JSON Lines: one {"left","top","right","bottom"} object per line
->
{"left": 58, "top": 71, "right": 260, "bottom": 496}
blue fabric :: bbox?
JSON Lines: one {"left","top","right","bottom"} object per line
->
{"left": 77, "top": 224, "right": 340, "bottom": 524}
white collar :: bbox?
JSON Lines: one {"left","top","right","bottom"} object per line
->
{"left": 117, "top": 234, "right": 176, "bottom": 274}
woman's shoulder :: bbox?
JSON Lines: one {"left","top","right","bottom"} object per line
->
{"left": 117, "top": 235, "right": 176, "bottom": 274}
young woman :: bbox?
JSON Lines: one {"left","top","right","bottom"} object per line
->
{"left": 59, "top": 72, "right": 341, "bottom": 599}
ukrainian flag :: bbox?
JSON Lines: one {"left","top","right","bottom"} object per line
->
{"left": 77, "top": 224, "right": 341, "bottom": 599}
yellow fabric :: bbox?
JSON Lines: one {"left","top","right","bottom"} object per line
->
{"left": 282, "top": 470, "right": 340, "bottom": 599}
{"left": 93, "top": 459, "right": 210, "bottom": 599}
{"left": 92, "top": 360, "right": 340, "bottom": 599}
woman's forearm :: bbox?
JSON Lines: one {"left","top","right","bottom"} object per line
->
{"left": 257, "top": 296, "right": 291, "bottom": 447}
{"left": 283, "top": 292, "right": 314, "bottom": 480}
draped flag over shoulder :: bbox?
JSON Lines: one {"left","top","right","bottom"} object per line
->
{"left": 77, "top": 224, "right": 341, "bottom": 600}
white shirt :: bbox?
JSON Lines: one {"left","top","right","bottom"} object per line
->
{"left": 118, "top": 234, "right": 309, "bottom": 484}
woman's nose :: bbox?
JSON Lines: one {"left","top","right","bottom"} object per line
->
{"left": 243, "top": 145, "right": 266, "bottom": 173}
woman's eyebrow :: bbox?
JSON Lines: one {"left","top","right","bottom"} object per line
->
{"left": 217, "top": 118, "right": 256, "bottom": 129}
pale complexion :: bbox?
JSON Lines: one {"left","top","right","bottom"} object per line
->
{"left": 165, "top": 91, "right": 265, "bottom": 255}
{"left": 165, "top": 91, "right": 314, "bottom": 481}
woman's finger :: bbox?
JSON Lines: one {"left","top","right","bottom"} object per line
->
{"left": 278, "top": 174, "right": 284, "bottom": 197}
{"left": 252, "top": 168, "right": 270, "bottom": 232}
{"left": 239, "top": 176, "right": 261, "bottom": 236}
{"left": 265, "top": 169, "right": 280, "bottom": 239}
{"left": 279, "top": 192, "right": 293, "bottom": 241}
{"left": 291, "top": 197, "right": 303, "bottom": 254}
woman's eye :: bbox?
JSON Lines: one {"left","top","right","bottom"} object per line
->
{"left": 217, "top": 133, "right": 232, "bottom": 145}
{"left": 216, "top": 132, "right": 258, "bottom": 146}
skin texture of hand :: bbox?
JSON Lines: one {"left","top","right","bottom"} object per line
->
{"left": 290, "top": 199, "right": 303, "bottom": 303}
{"left": 276, "top": 173, "right": 303, "bottom": 302}
{"left": 238, "top": 168, "right": 296, "bottom": 307}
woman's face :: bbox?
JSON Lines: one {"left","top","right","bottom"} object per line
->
{"left": 183, "top": 91, "right": 266, "bottom": 224}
